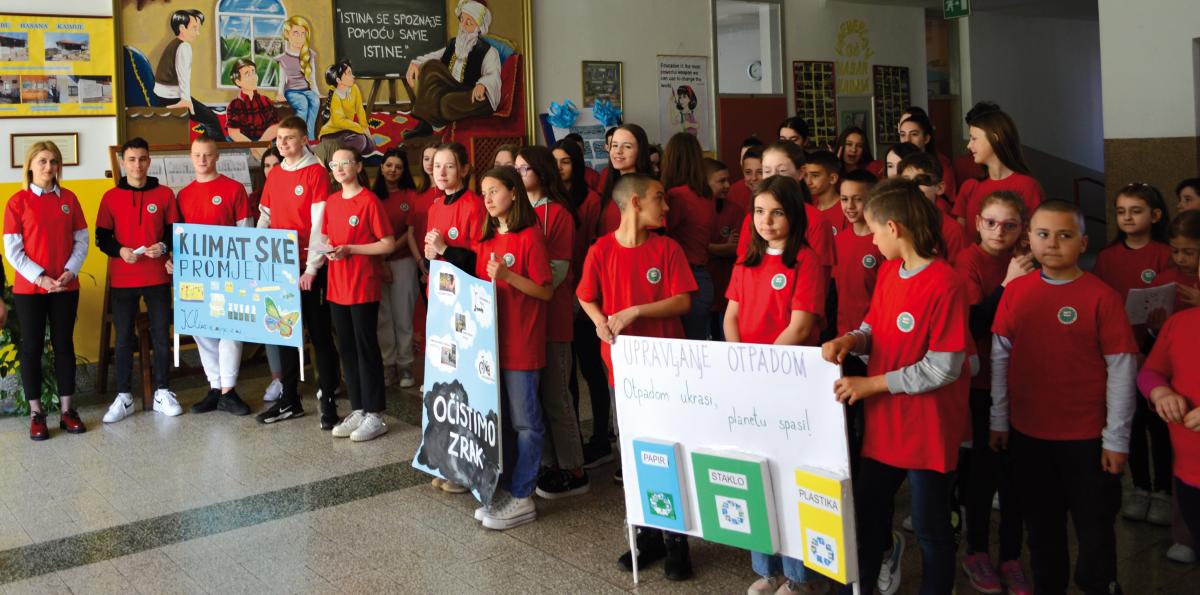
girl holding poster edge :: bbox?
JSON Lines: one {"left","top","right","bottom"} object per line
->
{"left": 725, "top": 175, "right": 829, "bottom": 594}
{"left": 324, "top": 148, "right": 395, "bottom": 442}
{"left": 471, "top": 166, "right": 553, "bottom": 530}
{"left": 821, "top": 178, "right": 969, "bottom": 595}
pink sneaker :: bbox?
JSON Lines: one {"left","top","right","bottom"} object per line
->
{"left": 999, "top": 560, "right": 1032, "bottom": 595}
{"left": 962, "top": 552, "right": 1003, "bottom": 594}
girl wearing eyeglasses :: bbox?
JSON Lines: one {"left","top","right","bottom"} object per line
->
{"left": 952, "top": 191, "right": 1035, "bottom": 594}
{"left": 954, "top": 109, "right": 1046, "bottom": 243}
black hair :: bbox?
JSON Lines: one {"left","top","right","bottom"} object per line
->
{"left": 231, "top": 57, "right": 256, "bottom": 83}
{"left": 1175, "top": 178, "right": 1200, "bottom": 199}
{"left": 660, "top": 132, "right": 710, "bottom": 199}
{"left": 965, "top": 101, "right": 1001, "bottom": 125}
{"left": 741, "top": 136, "right": 765, "bottom": 150}
{"left": 834, "top": 126, "right": 873, "bottom": 169}
{"left": 605, "top": 127, "right": 618, "bottom": 141}
{"left": 778, "top": 116, "right": 810, "bottom": 140}
{"left": 805, "top": 150, "right": 842, "bottom": 177}
{"left": 901, "top": 105, "right": 929, "bottom": 120}
{"left": 884, "top": 142, "right": 922, "bottom": 177}
{"left": 1114, "top": 182, "right": 1171, "bottom": 245}
{"left": 517, "top": 145, "right": 578, "bottom": 224}
{"left": 598, "top": 123, "right": 652, "bottom": 237}
{"left": 169, "top": 9, "right": 204, "bottom": 35}
{"left": 324, "top": 59, "right": 352, "bottom": 87}
{"left": 866, "top": 178, "right": 947, "bottom": 259}
{"left": 742, "top": 146, "right": 764, "bottom": 162}
{"left": 742, "top": 175, "right": 810, "bottom": 268}
{"left": 119, "top": 137, "right": 150, "bottom": 157}
{"left": 564, "top": 132, "right": 584, "bottom": 145}
{"left": 480, "top": 166, "right": 539, "bottom": 241}
{"left": 552, "top": 140, "right": 589, "bottom": 209}
{"left": 675, "top": 85, "right": 698, "bottom": 111}
{"left": 837, "top": 168, "right": 878, "bottom": 193}
{"left": 899, "top": 112, "right": 937, "bottom": 153}
{"left": 896, "top": 151, "right": 943, "bottom": 184}
{"left": 371, "top": 147, "right": 416, "bottom": 198}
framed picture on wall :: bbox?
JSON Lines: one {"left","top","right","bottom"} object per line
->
{"left": 658, "top": 55, "right": 714, "bottom": 151}
{"left": 582, "top": 60, "right": 622, "bottom": 108}
{"left": 0, "top": 13, "right": 117, "bottom": 118}
{"left": 11, "top": 132, "right": 78, "bottom": 168}
{"left": 792, "top": 61, "right": 837, "bottom": 148}
{"left": 871, "top": 65, "right": 911, "bottom": 148}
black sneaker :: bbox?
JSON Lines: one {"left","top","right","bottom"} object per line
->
{"left": 617, "top": 528, "right": 666, "bottom": 572}
{"left": 663, "top": 533, "right": 693, "bottom": 581}
{"left": 319, "top": 396, "right": 339, "bottom": 431}
{"left": 535, "top": 469, "right": 591, "bottom": 500}
{"left": 582, "top": 441, "right": 615, "bottom": 469}
{"left": 217, "top": 390, "right": 251, "bottom": 416}
{"left": 256, "top": 399, "right": 305, "bottom": 424}
{"left": 190, "top": 389, "right": 221, "bottom": 414}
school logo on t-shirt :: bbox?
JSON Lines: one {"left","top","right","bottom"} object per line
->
{"left": 770, "top": 273, "right": 788, "bottom": 290}
{"left": 862, "top": 254, "right": 877, "bottom": 269}
{"left": 60, "top": 204, "right": 70, "bottom": 214}
{"left": 896, "top": 312, "right": 915, "bottom": 333}
{"left": 400, "top": 202, "right": 411, "bottom": 212}
{"left": 349, "top": 215, "right": 360, "bottom": 227}
{"left": 1057, "top": 306, "right": 1078, "bottom": 325}
{"left": 502, "top": 253, "right": 515, "bottom": 267}
{"left": 212, "top": 195, "right": 223, "bottom": 206}
{"left": 146, "top": 203, "right": 158, "bottom": 214}
{"left": 1141, "top": 269, "right": 1156, "bottom": 284}
{"left": 721, "top": 226, "right": 732, "bottom": 238}
{"left": 831, "top": 225, "right": 839, "bottom": 236}
{"left": 293, "top": 185, "right": 304, "bottom": 196}
{"left": 646, "top": 267, "right": 662, "bottom": 284}
{"left": 448, "top": 227, "right": 460, "bottom": 240}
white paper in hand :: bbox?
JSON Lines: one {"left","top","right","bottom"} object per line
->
{"left": 1126, "top": 283, "right": 1175, "bottom": 325}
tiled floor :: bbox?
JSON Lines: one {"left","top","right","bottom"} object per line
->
{"left": 0, "top": 363, "right": 1196, "bottom": 594}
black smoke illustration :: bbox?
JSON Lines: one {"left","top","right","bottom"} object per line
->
{"left": 415, "top": 380, "right": 501, "bottom": 503}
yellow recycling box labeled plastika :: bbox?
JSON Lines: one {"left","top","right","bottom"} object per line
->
{"left": 794, "top": 467, "right": 855, "bottom": 584}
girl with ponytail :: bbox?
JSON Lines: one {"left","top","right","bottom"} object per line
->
{"left": 277, "top": 15, "right": 322, "bottom": 139}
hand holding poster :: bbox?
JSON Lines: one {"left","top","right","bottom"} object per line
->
{"left": 171, "top": 224, "right": 303, "bottom": 348}
{"left": 413, "top": 260, "right": 503, "bottom": 504}
{"left": 613, "top": 337, "right": 858, "bottom": 585}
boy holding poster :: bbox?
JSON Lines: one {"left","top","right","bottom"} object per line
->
{"left": 256, "top": 116, "right": 341, "bottom": 427}
{"left": 95, "top": 137, "right": 180, "bottom": 422}
{"left": 174, "top": 137, "right": 253, "bottom": 416}
{"left": 576, "top": 173, "right": 697, "bottom": 581}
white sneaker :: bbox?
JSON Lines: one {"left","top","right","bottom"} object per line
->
{"left": 1122, "top": 488, "right": 1151, "bottom": 521}
{"left": 350, "top": 413, "right": 388, "bottom": 442}
{"left": 901, "top": 514, "right": 913, "bottom": 532}
{"left": 877, "top": 530, "right": 904, "bottom": 595}
{"left": 399, "top": 369, "right": 416, "bottom": 388}
{"left": 152, "top": 389, "right": 183, "bottom": 416}
{"left": 747, "top": 576, "right": 782, "bottom": 595}
{"left": 475, "top": 491, "right": 511, "bottom": 521}
{"left": 482, "top": 494, "right": 536, "bottom": 530}
{"left": 102, "top": 393, "right": 134, "bottom": 423}
{"left": 331, "top": 410, "right": 365, "bottom": 438}
{"left": 1166, "top": 542, "right": 1198, "bottom": 564}
{"left": 1147, "top": 492, "right": 1173, "bottom": 526}
{"left": 263, "top": 378, "right": 282, "bottom": 402}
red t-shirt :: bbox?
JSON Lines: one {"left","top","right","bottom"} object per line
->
{"left": 953, "top": 173, "right": 1045, "bottom": 244}
{"left": 534, "top": 200, "right": 576, "bottom": 343}
{"left": 832, "top": 228, "right": 883, "bottom": 335}
{"left": 584, "top": 167, "right": 601, "bottom": 192}
{"left": 260, "top": 163, "right": 330, "bottom": 251}
{"left": 96, "top": 183, "right": 176, "bottom": 288}
{"left": 177, "top": 175, "right": 251, "bottom": 226}
{"left": 954, "top": 154, "right": 985, "bottom": 192}
{"left": 941, "top": 213, "right": 967, "bottom": 262}
{"left": 411, "top": 187, "right": 438, "bottom": 238}
{"left": 709, "top": 200, "right": 746, "bottom": 312}
{"left": 576, "top": 233, "right": 698, "bottom": 385}
{"left": 727, "top": 178, "right": 753, "bottom": 213}
{"left": 1142, "top": 308, "right": 1200, "bottom": 486}
{"left": 666, "top": 186, "right": 717, "bottom": 267}
{"left": 427, "top": 189, "right": 485, "bottom": 256}
{"left": 736, "top": 204, "right": 837, "bottom": 269}
{"left": 379, "top": 189, "right": 415, "bottom": 260}
{"left": 4, "top": 188, "right": 87, "bottom": 294}
{"left": 936, "top": 152, "right": 958, "bottom": 205}
{"left": 1153, "top": 267, "right": 1200, "bottom": 312}
{"left": 812, "top": 200, "right": 848, "bottom": 239}
{"left": 993, "top": 271, "right": 1138, "bottom": 441}
{"left": 862, "top": 259, "right": 970, "bottom": 472}
{"left": 579, "top": 193, "right": 622, "bottom": 242}
{"left": 954, "top": 244, "right": 1011, "bottom": 389}
{"left": 476, "top": 225, "right": 552, "bottom": 370}
{"left": 727, "top": 248, "right": 825, "bottom": 345}
{"left": 322, "top": 188, "right": 393, "bottom": 305}
{"left": 1093, "top": 240, "right": 1173, "bottom": 301}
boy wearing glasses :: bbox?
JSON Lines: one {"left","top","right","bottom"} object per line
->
{"left": 899, "top": 152, "right": 968, "bottom": 261}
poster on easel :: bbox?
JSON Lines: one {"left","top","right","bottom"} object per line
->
{"left": 0, "top": 14, "right": 116, "bottom": 117}
{"left": 657, "top": 54, "right": 713, "bottom": 150}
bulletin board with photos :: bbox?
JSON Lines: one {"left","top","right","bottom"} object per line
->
{"left": 871, "top": 65, "right": 910, "bottom": 148}
{"left": 0, "top": 13, "right": 117, "bottom": 117}
{"left": 791, "top": 61, "right": 837, "bottom": 148}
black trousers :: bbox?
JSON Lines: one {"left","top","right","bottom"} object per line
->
{"left": 278, "top": 269, "right": 340, "bottom": 403}
{"left": 569, "top": 315, "right": 611, "bottom": 444}
{"left": 965, "top": 389, "right": 1022, "bottom": 560}
{"left": 330, "top": 301, "right": 384, "bottom": 414}
{"left": 110, "top": 284, "right": 172, "bottom": 393}
{"left": 14, "top": 291, "right": 79, "bottom": 400}
{"left": 1010, "top": 430, "right": 1121, "bottom": 595}
{"left": 1177, "top": 478, "right": 1200, "bottom": 552}
{"left": 1129, "top": 394, "right": 1173, "bottom": 493}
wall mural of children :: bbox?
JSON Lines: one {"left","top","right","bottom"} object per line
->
{"left": 674, "top": 85, "right": 699, "bottom": 137}
{"left": 318, "top": 59, "right": 377, "bottom": 157}
{"left": 152, "top": 9, "right": 224, "bottom": 140}
{"left": 226, "top": 58, "right": 280, "bottom": 147}
{"left": 276, "top": 15, "right": 321, "bottom": 140}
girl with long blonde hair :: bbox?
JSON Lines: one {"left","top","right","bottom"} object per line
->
{"left": 275, "top": 15, "right": 321, "bottom": 139}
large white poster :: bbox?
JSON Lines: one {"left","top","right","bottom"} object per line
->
{"left": 657, "top": 55, "right": 714, "bottom": 150}
{"left": 613, "top": 337, "right": 858, "bottom": 584}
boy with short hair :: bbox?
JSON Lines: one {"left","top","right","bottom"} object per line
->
{"left": 95, "top": 137, "right": 180, "bottom": 421}
{"left": 576, "top": 173, "right": 697, "bottom": 582}
{"left": 727, "top": 145, "right": 764, "bottom": 213}
{"left": 226, "top": 57, "right": 280, "bottom": 144}
{"left": 804, "top": 150, "right": 846, "bottom": 236}
{"left": 832, "top": 169, "right": 881, "bottom": 337}
{"left": 255, "top": 116, "right": 341, "bottom": 427}
{"left": 990, "top": 200, "right": 1138, "bottom": 595}
{"left": 898, "top": 152, "right": 967, "bottom": 261}
{"left": 175, "top": 137, "right": 254, "bottom": 416}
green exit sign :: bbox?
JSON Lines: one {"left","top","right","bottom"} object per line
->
{"left": 944, "top": 0, "right": 971, "bottom": 19}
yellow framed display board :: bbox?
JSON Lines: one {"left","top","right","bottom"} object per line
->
{"left": 0, "top": 13, "right": 117, "bottom": 118}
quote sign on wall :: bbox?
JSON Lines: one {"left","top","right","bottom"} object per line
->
{"left": 332, "top": 0, "right": 447, "bottom": 77}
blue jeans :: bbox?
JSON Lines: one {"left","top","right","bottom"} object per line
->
{"left": 751, "top": 552, "right": 813, "bottom": 583}
{"left": 681, "top": 265, "right": 714, "bottom": 341}
{"left": 285, "top": 89, "right": 321, "bottom": 139}
{"left": 501, "top": 369, "right": 545, "bottom": 498}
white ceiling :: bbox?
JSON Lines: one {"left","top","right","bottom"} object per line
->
{"left": 834, "top": 0, "right": 1098, "bottom": 20}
